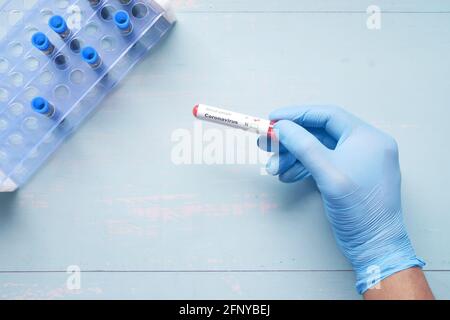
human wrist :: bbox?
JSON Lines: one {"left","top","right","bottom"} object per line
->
{"left": 352, "top": 236, "right": 425, "bottom": 294}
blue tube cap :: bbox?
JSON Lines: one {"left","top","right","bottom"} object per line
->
{"left": 114, "top": 11, "right": 131, "bottom": 30}
{"left": 49, "top": 15, "right": 68, "bottom": 34}
{"left": 31, "top": 97, "right": 50, "bottom": 115}
{"left": 81, "top": 46, "right": 99, "bottom": 65}
{"left": 32, "top": 32, "right": 50, "bottom": 51}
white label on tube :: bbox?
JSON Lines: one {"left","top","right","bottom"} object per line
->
{"left": 195, "top": 104, "right": 272, "bottom": 135}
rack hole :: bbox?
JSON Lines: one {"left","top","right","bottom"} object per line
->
{"left": 24, "top": 0, "right": 38, "bottom": 10}
{"left": 86, "top": 23, "right": 99, "bottom": 35}
{"left": 0, "top": 88, "right": 9, "bottom": 102}
{"left": 25, "top": 56, "right": 40, "bottom": 71}
{"left": 54, "top": 54, "right": 69, "bottom": 70}
{"left": 9, "top": 134, "right": 24, "bottom": 146}
{"left": 86, "top": 86, "right": 100, "bottom": 100}
{"left": 39, "top": 70, "right": 53, "bottom": 84}
{"left": 55, "top": 85, "right": 70, "bottom": 99}
{"left": 0, "top": 150, "right": 7, "bottom": 162}
{"left": 25, "top": 87, "right": 39, "bottom": 100}
{"left": 69, "top": 38, "right": 83, "bottom": 53}
{"left": 0, "top": 58, "right": 9, "bottom": 73}
{"left": 9, "top": 103, "right": 24, "bottom": 116}
{"left": 14, "top": 165, "right": 27, "bottom": 176}
{"left": 57, "top": 0, "right": 70, "bottom": 9}
{"left": 8, "top": 42, "right": 24, "bottom": 57}
{"left": 24, "top": 117, "right": 39, "bottom": 131}
{"left": 100, "top": 5, "right": 116, "bottom": 21}
{"left": 70, "top": 69, "right": 85, "bottom": 84}
{"left": 0, "top": 118, "right": 8, "bottom": 131}
{"left": 25, "top": 26, "right": 39, "bottom": 40}
{"left": 44, "top": 133, "right": 55, "bottom": 144}
{"left": 29, "top": 148, "right": 39, "bottom": 159}
{"left": 41, "top": 9, "right": 53, "bottom": 23}
{"left": 9, "top": 10, "right": 24, "bottom": 26}
{"left": 101, "top": 36, "right": 116, "bottom": 51}
{"left": 132, "top": 3, "right": 149, "bottom": 18}
{"left": 10, "top": 72, "right": 24, "bottom": 87}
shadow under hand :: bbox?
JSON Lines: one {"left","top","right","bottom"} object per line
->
{"left": 271, "top": 177, "right": 321, "bottom": 214}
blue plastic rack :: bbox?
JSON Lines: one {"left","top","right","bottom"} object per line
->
{"left": 0, "top": 0, "right": 176, "bottom": 191}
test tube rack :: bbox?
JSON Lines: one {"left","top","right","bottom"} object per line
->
{"left": 0, "top": 0, "right": 176, "bottom": 191}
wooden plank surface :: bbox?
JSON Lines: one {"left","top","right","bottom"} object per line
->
{"left": 0, "top": 0, "right": 450, "bottom": 299}
{"left": 1, "top": 271, "right": 449, "bottom": 300}
{"left": 173, "top": 0, "right": 450, "bottom": 12}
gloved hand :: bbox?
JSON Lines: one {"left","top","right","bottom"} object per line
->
{"left": 258, "top": 105, "right": 425, "bottom": 294}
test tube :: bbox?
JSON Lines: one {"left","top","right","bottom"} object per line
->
{"left": 193, "top": 104, "right": 276, "bottom": 137}
{"left": 49, "top": 15, "right": 71, "bottom": 40}
{"left": 31, "top": 32, "right": 55, "bottom": 56}
{"left": 114, "top": 11, "right": 133, "bottom": 35}
{"left": 81, "top": 46, "right": 102, "bottom": 69}
{"left": 31, "top": 97, "right": 56, "bottom": 118}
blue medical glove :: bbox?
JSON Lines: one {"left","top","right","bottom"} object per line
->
{"left": 259, "top": 105, "right": 425, "bottom": 294}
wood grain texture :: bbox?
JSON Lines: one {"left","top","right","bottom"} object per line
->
{"left": 173, "top": 0, "right": 450, "bottom": 12}
{"left": 0, "top": 0, "right": 450, "bottom": 299}
{"left": 0, "top": 271, "right": 449, "bottom": 300}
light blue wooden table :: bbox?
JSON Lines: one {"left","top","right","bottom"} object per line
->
{"left": 1, "top": 0, "right": 450, "bottom": 299}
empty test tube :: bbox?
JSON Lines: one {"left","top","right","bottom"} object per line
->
{"left": 81, "top": 46, "right": 102, "bottom": 69}
{"left": 31, "top": 32, "right": 55, "bottom": 56}
{"left": 54, "top": 54, "right": 69, "bottom": 70}
{"left": 31, "top": 97, "right": 56, "bottom": 118}
{"left": 114, "top": 11, "right": 133, "bottom": 35}
{"left": 49, "top": 15, "right": 71, "bottom": 40}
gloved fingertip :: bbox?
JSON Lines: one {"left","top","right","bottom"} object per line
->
{"left": 273, "top": 119, "right": 291, "bottom": 128}
{"left": 279, "top": 170, "right": 310, "bottom": 184}
{"left": 266, "top": 156, "right": 279, "bottom": 176}
{"left": 279, "top": 174, "right": 298, "bottom": 184}
{"left": 272, "top": 120, "right": 294, "bottom": 139}
{"left": 269, "top": 109, "right": 288, "bottom": 121}
{"left": 257, "top": 135, "right": 270, "bottom": 151}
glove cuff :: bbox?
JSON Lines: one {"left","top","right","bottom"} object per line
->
{"left": 355, "top": 256, "right": 426, "bottom": 294}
